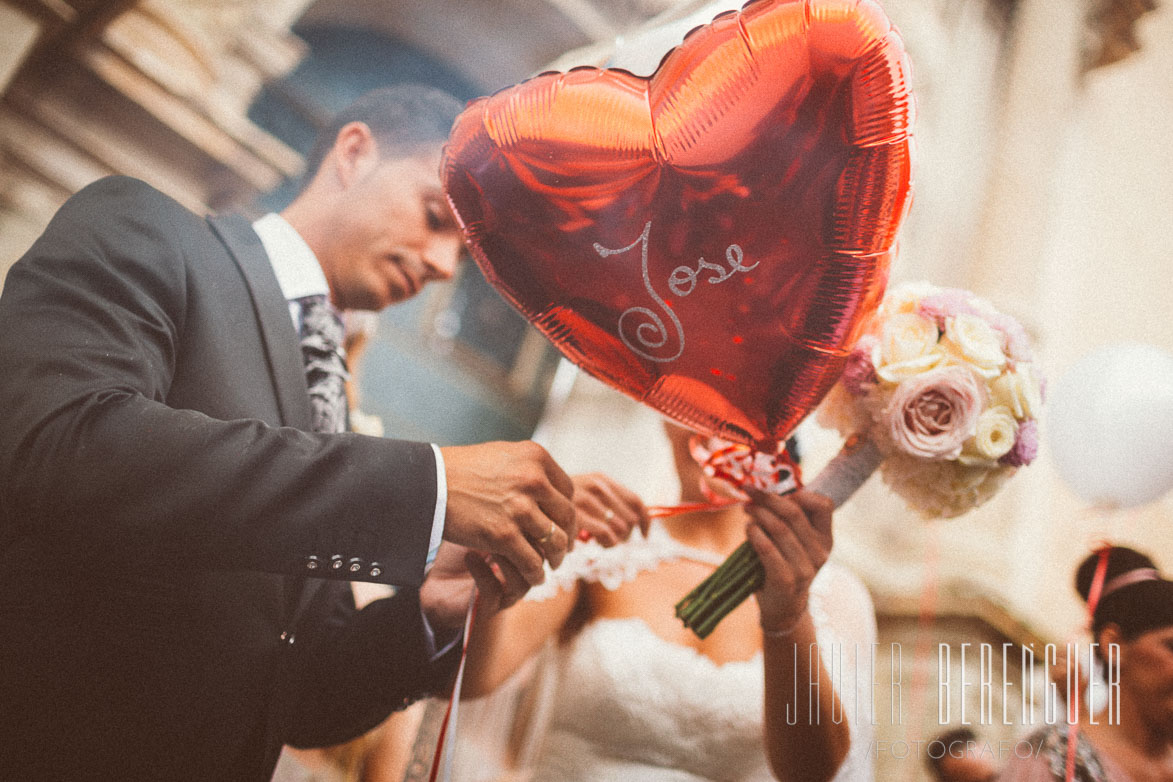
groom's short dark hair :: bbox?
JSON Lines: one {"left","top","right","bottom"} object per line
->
{"left": 301, "top": 84, "right": 464, "bottom": 188}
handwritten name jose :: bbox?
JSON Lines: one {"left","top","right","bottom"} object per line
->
{"left": 593, "top": 221, "right": 756, "bottom": 363}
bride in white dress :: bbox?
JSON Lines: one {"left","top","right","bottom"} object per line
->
{"left": 453, "top": 422, "right": 876, "bottom": 782}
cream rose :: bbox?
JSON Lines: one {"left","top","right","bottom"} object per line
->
{"left": 960, "top": 405, "right": 1018, "bottom": 466}
{"left": 883, "top": 366, "right": 985, "bottom": 460}
{"left": 941, "top": 314, "right": 1005, "bottom": 379}
{"left": 990, "top": 365, "right": 1042, "bottom": 420}
{"left": 882, "top": 281, "right": 940, "bottom": 316}
{"left": 875, "top": 313, "right": 944, "bottom": 383}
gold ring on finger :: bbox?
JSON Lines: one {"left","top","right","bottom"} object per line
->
{"left": 537, "top": 521, "right": 556, "bottom": 545}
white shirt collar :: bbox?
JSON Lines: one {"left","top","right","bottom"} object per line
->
{"left": 251, "top": 212, "right": 330, "bottom": 302}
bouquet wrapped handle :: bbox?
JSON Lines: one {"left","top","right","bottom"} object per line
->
{"left": 806, "top": 436, "right": 883, "bottom": 507}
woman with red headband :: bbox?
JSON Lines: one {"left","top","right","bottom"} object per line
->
{"left": 1000, "top": 546, "right": 1173, "bottom": 782}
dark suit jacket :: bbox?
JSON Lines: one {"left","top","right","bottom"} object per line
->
{"left": 0, "top": 177, "right": 458, "bottom": 781}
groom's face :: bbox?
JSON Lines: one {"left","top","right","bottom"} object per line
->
{"left": 329, "top": 142, "right": 463, "bottom": 311}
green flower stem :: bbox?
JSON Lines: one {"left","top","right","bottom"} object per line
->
{"left": 684, "top": 563, "right": 749, "bottom": 622}
{"left": 676, "top": 543, "right": 755, "bottom": 621}
{"left": 675, "top": 541, "right": 767, "bottom": 638}
{"left": 694, "top": 586, "right": 751, "bottom": 638}
{"left": 692, "top": 565, "right": 764, "bottom": 638}
{"left": 675, "top": 542, "right": 754, "bottom": 617}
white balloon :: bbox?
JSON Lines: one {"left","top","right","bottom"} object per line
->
{"left": 1046, "top": 342, "right": 1173, "bottom": 508}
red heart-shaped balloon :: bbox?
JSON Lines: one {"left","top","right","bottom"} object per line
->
{"left": 444, "top": 0, "right": 913, "bottom": 451}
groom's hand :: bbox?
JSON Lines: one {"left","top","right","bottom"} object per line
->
{"left": 419, "top": 542, "right": 530, "bottom": 631}
{"left": 440, "top": 441, "right": 576, "bottom": 586}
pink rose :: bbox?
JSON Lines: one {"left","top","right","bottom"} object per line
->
{"left": 989, "top": 312, "right": 1033, "bottom": 363}
{"left": 884, "top": 366, "right": 985, "bottom": 460}
{"left": 918, "top": 289, "right": 981, "bottom": 329}
{"left": 1000, "top": 418, "right": 1038, "bottom": 467}
{"left": 842, "top": 335, "right": 879, "bottom": 395}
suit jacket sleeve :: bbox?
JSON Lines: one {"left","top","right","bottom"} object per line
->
{"left": 0, "top": 177, "right": 436, "bottom": 587}
{"left": 280, "top": 585, "right": 461, "bottom": 749}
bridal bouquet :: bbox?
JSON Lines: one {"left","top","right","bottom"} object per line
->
{"left": 815, "top": 280, "right": 1042, "bottom": 517}
{"left": 677, "top": 282, "right": 1043, "bottom": 636}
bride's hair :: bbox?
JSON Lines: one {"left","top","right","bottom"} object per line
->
{"left": 1075, "top": 546, "right": 1173, "bottom": 640}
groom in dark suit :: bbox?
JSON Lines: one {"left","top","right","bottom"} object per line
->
{"left": 0, "top": 85, "right": 577, "bottom": 781}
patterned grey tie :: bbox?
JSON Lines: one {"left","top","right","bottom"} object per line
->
{"left": 297, "top": 294, "right": 349, "bottom": 434}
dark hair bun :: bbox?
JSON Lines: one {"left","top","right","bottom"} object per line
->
{"left": 1074, "top": 546, "right": 1156, "bottom": 602}
{"left": 1072, "top": 545, "right": 1173, "bottom": 640}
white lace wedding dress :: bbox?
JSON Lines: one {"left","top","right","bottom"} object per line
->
{"left": 453, "top": 522, "right": 876, "bottom": 782}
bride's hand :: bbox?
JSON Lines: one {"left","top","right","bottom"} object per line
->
{"left": 571, "top": 473, "right": 650, "bottom": 546}
{"left": 744, "top": 489, "right": 834, "bottom": 634}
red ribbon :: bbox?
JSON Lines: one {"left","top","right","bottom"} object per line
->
{"left": 1084, "top": 545, "right": 1112, "bottom": 618}
{"left": 904, "top": 524, "right": 941, "bottom": 768}
{"left": 650, "top": 436, "right": 803, "bottom": 518}
{"left": 428, "top": 592, "right": 480, "bottom": 782}
{"left": 577, "top": 437, "right": 802, "bottom": 539}
{"left": 648, "top": 500, "right": 735, "bottom": 519}
{"left": 1064, "top": 544, "right": 1112, "bottom": 782}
